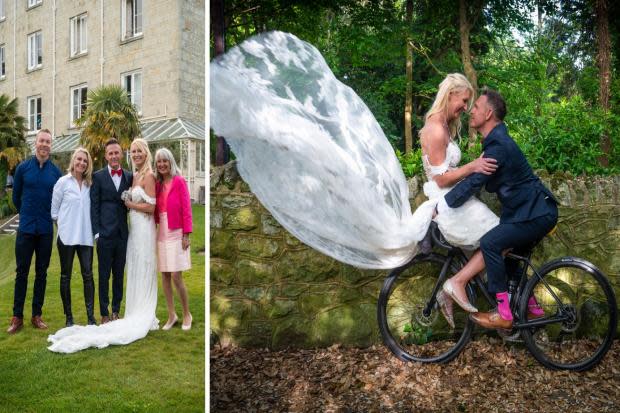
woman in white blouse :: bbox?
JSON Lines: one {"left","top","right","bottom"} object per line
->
{"left": 51, "top": 147, "right": 96, "bottom": 327}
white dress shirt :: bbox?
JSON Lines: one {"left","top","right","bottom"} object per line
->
{"left": 51, "top": 174, "right": 94, "bottom": 246}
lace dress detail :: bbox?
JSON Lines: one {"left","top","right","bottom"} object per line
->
{"left": 48, "top": 186, "right": 159, "bottom": 353}
{"left": 422, "top": 140, "right": 461, "bottom": 178}
{"left": 422, "top": 141, "right": 499, "bottom": 249}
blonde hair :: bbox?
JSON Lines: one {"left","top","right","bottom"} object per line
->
{"left": 154, "top": 147, "right": 182, "bottom": 182}
{"left": 130, "top": 138, "right": 153, "bottom": 181}
{"left": 422, "top": 73, "right": 474, "bottom": 139}
{"left": 67, "top": 147, "right": 93, "bottom": 186}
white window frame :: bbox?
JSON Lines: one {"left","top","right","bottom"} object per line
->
{"left": 27, "top": 0, "right": 42, "bottom": 8}
{"left": 196, "top": 141, "right": 205, "bottom": 174}
{"left": 121, "top": 0, "right": 142, "bottom": 40}
{"left": 70, "top": 13, "right": 87, "bottom": 57}
{"left": 0, "top": 44, "right": 5, "bottom": 78}
{"left": 70, "top": 83, "right": 88, "bottom": 126}
{"left": 27, "top": 30, "right": 42, "bottom": 70}
{"left": 121, "top": 70, "right": 142, "bottom": 115}
{"left": 27, "top": 95, "right": 42, "bottom": 132}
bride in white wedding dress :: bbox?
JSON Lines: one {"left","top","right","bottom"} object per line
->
{"left": 210, "top": 32, "right": 498, "bottom": 266}
{"left": 210, "top": 32, "right": 502, "bottom": 326}
{"left": 48, "top": 139, "right": 159, "bottom": 353}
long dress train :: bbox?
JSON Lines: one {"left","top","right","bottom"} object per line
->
{"left": 47, "top": 187, "right": 159, "bottom": 353}
{"left": 210, "top": 31, "right": 497, "bottom": 269}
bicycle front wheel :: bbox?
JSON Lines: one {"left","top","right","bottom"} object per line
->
{"left": 377, "top": 253, "right": 475, "bottom": 363}
{"left": 520, "top": 257, "right": 617, "bottom": 371}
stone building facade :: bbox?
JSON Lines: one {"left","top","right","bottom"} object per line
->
{"left": 0, "top": 0, "right": 205, "bottom": 201}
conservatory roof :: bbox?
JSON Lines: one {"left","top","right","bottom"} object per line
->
{"left": 28, "top": 117, "right": 205, "bottom": 154}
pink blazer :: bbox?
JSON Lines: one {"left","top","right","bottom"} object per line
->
{"left": 155, "top": 175, "right": 192, "bottom": 234}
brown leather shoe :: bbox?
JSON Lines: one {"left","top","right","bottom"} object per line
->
{"left": 101, "top": 316, "right": 110, "bottom": 324}
{"left": 7, "top": 317, "right": 23, "bottom": 334}
{"left": 470, "top": 311, "right": 512, "bottom": 330}
{"left": 111, "top": 312, "right": 120, "bottom": 321}
{"left": 31, "top": 316, "right": 48, "bottom": 330}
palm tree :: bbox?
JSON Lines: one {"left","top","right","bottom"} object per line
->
{"left": 0, "top": 94, "right": 29, "bottom": 171}
{"left": 76, "top": 85, "right": 141, "bottom": 168}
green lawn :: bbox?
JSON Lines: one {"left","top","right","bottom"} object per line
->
{"left": 0, "top": 206, "right": 205, "bottom": 413}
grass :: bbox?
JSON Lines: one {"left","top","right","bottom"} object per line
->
{"left": 0, "top": 206, "right": 205, "bottom": 413}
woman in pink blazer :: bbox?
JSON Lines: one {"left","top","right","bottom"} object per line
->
{"left": 154, "top": 148, "right": 193, "bottom": 331}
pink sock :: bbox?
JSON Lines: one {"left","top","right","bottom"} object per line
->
{"left": 528, "top": 296, "right": 544, "bottom": 316}
{"left": 495, "top": 292, "right": 513, "bottom": 321}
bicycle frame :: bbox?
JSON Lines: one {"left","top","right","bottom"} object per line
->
{"left": 428, "top": 221, "right": 575, "bottom": 331}
{"left": 504, "top": 251, "right": 576, "bottom": 330}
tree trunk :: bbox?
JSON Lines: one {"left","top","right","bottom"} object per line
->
{"left": 537, "top": 0, "right": 543, "bottom": 33}
{"left": 211, "top": 0, "right": 230, "bottom": 166}
{"left": 404, "top": 0, "right": 413, "bottom": 153}
{"left": 595, "top": 0, "right": 611, "bottom": 167}
{"left": 459, "top": 0, "right": 478, "bottom": 145}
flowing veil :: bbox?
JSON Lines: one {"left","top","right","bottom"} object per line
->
{"left": 210, "top": 31, "right": 436, "bottom": 269}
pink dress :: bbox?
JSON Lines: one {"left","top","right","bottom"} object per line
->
{"left": 157, "top": 181, "right": 191, "bottom": 272}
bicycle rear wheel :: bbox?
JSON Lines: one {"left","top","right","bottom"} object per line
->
{"left": 377, "top": 253, "right": 475, "bottom": 363}
{"left": 520, "top": 257, "right": 617, "bottom": 371}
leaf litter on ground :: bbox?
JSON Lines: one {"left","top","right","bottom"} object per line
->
{"left": 211, "top": 338, "right": 620, "bottom": 413}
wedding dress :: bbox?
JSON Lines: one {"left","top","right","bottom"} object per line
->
{"left": 422, "top": 140, "right": 499, "bottom": 248}
{"left": 210, "top": 31, "right": 497, "bottom": 269}
{"left": 48, "top": 186, "right": 159, "bottom": 353}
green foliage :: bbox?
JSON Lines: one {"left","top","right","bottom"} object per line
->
{"left": 480, "top": 33, "right": 619, "bottom": 175}
{"left": 395, "top": 147, "right": 422, "bottom": 178}
{"left": 214, "top": 1, "right": 619, "bottom": 176}
{"left": 0, "top": 94, "right": 30, "bottom": 170}
{"left": 76, "top": 85, "right": 141, "bottom": 169}
{"left": 402, "top": 322, "right": 431, "bottom": 345}
{"left": 0, "top": 192, "right": 16, "bottom": 219}
{"left": 510, "top": 96, "right": 618, "bottom": 175}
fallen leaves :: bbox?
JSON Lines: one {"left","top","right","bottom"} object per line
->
{"left": 210, "top": 338, "right": 620, "bottom": 412}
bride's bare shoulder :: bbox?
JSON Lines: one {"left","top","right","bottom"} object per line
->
{"left": 420, "top": 118, "right": 447, "bottom": 152}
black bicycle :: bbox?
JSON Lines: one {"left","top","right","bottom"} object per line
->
{"left": 377, "top": 222, "right": 617, "bottom": 371}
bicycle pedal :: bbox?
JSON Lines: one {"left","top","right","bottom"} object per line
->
{"left": 497, "top": 329, "right": 522, "bottom": 343}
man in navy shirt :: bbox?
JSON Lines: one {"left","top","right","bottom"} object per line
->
{"left": 8, "top": 129, "right": 62, "bottom": 334}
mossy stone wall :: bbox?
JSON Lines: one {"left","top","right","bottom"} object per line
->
{"left": 210, "top": 161, "right": 620, "bottom": 348}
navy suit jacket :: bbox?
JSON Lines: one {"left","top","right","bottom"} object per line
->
{"left": 444, "top": 123, "right": 557, "bottom": 224}
{"left": 90, "top": 167, "right": 133, "bottom": 241}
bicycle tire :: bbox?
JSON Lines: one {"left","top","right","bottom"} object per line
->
{"left": 377, "top": 253, "right": 475, "bottom": 363}
{"left": 519, "top": 257, "right": 617, "bottom": 371}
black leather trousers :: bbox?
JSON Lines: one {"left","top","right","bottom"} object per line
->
{"left": 57, "top": 237, "right": 95, "bottom": 320}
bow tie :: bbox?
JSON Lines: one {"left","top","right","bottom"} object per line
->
{"left": 111, "top": 169, "right": 122, "bottom": 177}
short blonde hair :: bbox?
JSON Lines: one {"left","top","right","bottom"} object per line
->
{"left": 130, "top": 138, "right": 153, "bottom": 181}
{"left": 154, "top": 147, "right": 182, "bottom": 182}
{"left": 423, "top": 73, "right": 474, "bottom": 139}
{"left": 67, "top": 147, "right": 93, "bottom": 186}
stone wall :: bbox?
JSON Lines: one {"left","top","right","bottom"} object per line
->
{"left": 210, "top": 162, "right": 620, "bottom": 348}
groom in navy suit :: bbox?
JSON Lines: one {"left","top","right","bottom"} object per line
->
{"left": 91, "top": 139, "right": 133, "bottom": 324}
{"left": 439, "top": 89, "right": 558, "bottom": 329}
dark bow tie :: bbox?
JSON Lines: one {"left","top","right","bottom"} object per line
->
{"left": 111, "top": 169, "right": 122, "bottom": 177}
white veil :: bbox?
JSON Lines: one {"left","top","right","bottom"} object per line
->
{"left": 210, "top": 31, "right": 436, "bottom": 269}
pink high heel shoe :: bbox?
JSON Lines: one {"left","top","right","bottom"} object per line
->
{"left": 436, "top": 290, "right": 455, "bottom": 329}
